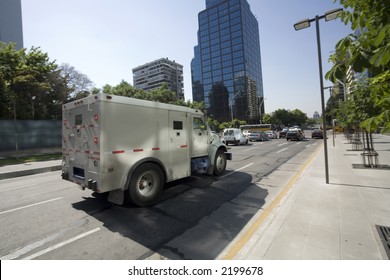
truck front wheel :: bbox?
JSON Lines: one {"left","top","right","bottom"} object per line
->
{"left": 213, "top": 149, "right": 227, "bottom": 176}
{"left": 128, "top": 163, "right": 164, "bottom": 206}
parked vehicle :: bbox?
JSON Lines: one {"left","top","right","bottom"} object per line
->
{"left": 61, "top": 93, "right": 232, "bottom": 206}
{"left": 223, "top": 128, "right": 248, "bottom": 145}
{"left": 248, "top": 131, "right": 268, "bottom": 141}
{"left": 286, "top": 130, "right": 303, "bottom": 141}
{"left": 311, "top": 129, "right": 324, "bottom": 139}
{"left": 265, "top": 130, "right": 277, "bottom": 139}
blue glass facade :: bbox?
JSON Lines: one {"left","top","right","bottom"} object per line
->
{"left": 191, "top": 0, "right": 264, "bottom": 123}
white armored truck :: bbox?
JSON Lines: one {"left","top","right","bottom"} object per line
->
{"left": 61, "top": 94, "right": 231, "bottom": 206}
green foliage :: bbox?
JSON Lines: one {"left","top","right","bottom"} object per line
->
{"left": 265, "top": 108, "right": 308, "bottom": 127}
{"left": 0, "top": 43, "right": 63, "bottom": 119}
{"left": 327, "top": 0, "right": 390, "bottom": 132}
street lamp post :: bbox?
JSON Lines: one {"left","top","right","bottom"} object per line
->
{"left": 259, "top": 97, "right": 266, "bottom": 123}
{"left": 230, "top": 90, "right": 241, "bottom": 121}
{"left": 293, "top": 8, "right": 343, "bottom": 184}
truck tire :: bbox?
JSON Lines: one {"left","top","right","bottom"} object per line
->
{"left": 213, "top": 149, "right": 227, "bottom": 176}
{"left": 128, "top": 163, "right": 163, "bottom": 206}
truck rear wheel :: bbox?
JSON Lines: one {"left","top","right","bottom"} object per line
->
{"left": 128, "top": 163, "right": 163, "bottom": 206}
{"left": 213, "top": 149, "right": 227, "bottom": 176}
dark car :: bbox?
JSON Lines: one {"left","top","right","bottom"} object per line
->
{"left": 286, "top": 131, "right": 302, "bottom": 141}
{"left": 248, "top": 131, "right": 268, "bottom": 141}
{"left": 279, "top": 128, "right": 289, "bottom": 138}
{"left": 311, "top": 129, "right": 324, "bottom": 139}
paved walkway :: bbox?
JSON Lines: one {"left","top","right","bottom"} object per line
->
{"left": 221, "top": 133, "right": 390, "bottom": 260}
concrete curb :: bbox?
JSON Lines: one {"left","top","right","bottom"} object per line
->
{"left": 0, "top": 165, "right": 62, "bottom": 180}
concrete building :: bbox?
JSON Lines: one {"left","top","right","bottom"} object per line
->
{"left": 0, "top": 0, "right": 24, "bottom": 49}
{"left": 191, "top": 0, "right": 264, "bottom": 123}
{"left": 132, "top": 58, "right": 184, "bottom": 100}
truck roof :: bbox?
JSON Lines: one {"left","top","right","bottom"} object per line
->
{"left": 63, "top": 93, "right": 204, "bottom": 116}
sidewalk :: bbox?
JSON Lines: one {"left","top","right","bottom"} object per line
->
{"left": 0, "top": 159, "right": 62, "bottom": 180}
{"left": 229, "top": 133, "right": 390, "bottom": 260}
{"left": 0, "top": 147, "right": 62, "bottom": 180}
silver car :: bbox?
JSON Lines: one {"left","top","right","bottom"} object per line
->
{"left": 248, "top": 131, "right": 268, "bottom": 141}
{"left": 265, "top": 130, "right": 277, "bottom": 139}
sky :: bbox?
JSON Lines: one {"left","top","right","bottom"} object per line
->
{"left": 21, "top": 0, "right": 352, "bottom": 118}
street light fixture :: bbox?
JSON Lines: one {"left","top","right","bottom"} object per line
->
{"left": 293, "top": 9, "right": 343, "bottom": 30}
{"left": 293, "top": 8, "right": 343, "bottom": 184}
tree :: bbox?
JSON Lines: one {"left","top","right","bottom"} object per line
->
{"left": 327, "top": 0, "right": 390, "bottom": 132}
{"left": 260, "top": 109, "right": 308, "bottom": 128}
{"left": 59, "top": 63, "right": 94, "bottom": 100}
{"left": 0, "top": 43, "right": 60, "bottom": 119}
{"left": 290, "top": 109, "right": 308, "bottom": 127}
{"left": 272, "top": 109, "right": 292, "bottom": 127}
{"left": 262, "top": 113, "right": 272, "bottom": 125}
{"left": 0, "top": 43, "right": 92, "bottom": 120}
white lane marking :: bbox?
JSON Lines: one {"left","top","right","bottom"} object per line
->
{"left": 296, "top": 142, "right": 303, "bottom": 145}
{"left": 278, "top": 142, "right": 288, "bottom": 146}
{"left": 0, "top": 230, "right": 65, "bottom": 260}
{"left": 276, "top": 148, "right": 288, "bottom": 154}
{"left": 242, "top": 147, "right": 256, "bottom": 152}
{"left": 22, "top": 227, "right": 101, "bottom": 260}
{"left": 0, "top": 184, "right": 38, "bottom": 193}
{"left": 0, "top": 197, "right": 63, "bottom": 215}
{"left": 306, "top": 144, "right": 312, "bottom": 148}
{"left": 221, "top": 163, "right": 253, "bottom": 179}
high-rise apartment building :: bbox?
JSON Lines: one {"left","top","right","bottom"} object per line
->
{"left": 0, "top": 0, "right": 24, "bottom": 49}
{"left": 191, "top": 0, "right": 264, "bottom": 123}
{"left": 132, "top": 58, "right": 184, "bottom": 100}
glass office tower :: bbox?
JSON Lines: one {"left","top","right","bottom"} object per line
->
{"left": 191, "top": 0, "right": 264, "bottom": 123}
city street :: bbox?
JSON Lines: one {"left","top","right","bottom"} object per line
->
{"left": 0, "top": 135, "right": 321, "bottom": 260}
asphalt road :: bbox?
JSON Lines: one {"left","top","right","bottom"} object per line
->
{"left": 0, "top": 134, "right": 321, "bottom": 260}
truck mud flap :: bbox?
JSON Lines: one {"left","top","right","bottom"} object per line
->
{"left": 225, "top": 152, "right": 232, "bottom": 160}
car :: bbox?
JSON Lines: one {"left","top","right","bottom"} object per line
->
{"left": 311, "top": 129, "right": 324, "bottom": 139}
{"left": 289, "top": 128, "right": 305, "bottom": 139}
{"left": 223, "top": 128, "right": 248, "bottom": 145}
{"left": 248, "top": 131, "right": 269, "bottom": 141}
{"left": 242, "top": 130, "right": 251, "bottom": 137}
{"left": 265, "top": 130, "right": 277, "bottom": 139}
{"left": 286, "top": 130, "right": 303, "bottom": 141}
{"left": 279, "top": 128, "right": 289, "bottom": 138}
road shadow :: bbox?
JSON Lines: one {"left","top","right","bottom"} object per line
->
{"left": 71, "top": 171, "right": 268, "bottom": 260}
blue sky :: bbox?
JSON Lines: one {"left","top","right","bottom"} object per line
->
{"left": 21, "top": 0, "right": 351, "bottom": 117}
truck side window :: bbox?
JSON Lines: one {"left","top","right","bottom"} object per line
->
{"left": 193, "top": 117, "right": 205, "bottom": 130}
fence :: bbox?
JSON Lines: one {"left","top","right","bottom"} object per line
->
{"left": 0, "top": 120, "right": 62, "bottom": 151}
